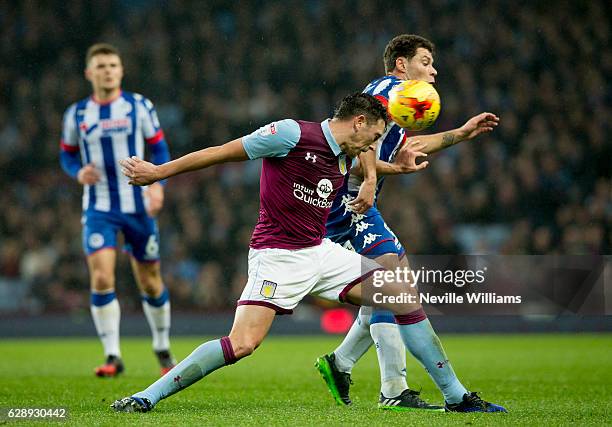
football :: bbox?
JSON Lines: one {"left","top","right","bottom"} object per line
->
{"left": 387, "top": 80, "right": 441, "bottom": 130}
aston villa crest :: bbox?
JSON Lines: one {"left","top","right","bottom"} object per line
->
{"left": 338, "top": 154, "right": 349, "bottom": 175}
{"left": 260, "top": 280, "right": 277, "bottom": 298}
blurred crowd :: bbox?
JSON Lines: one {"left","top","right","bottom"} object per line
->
{"left": 0, "top": 0, "right": 609, "bottom": 314}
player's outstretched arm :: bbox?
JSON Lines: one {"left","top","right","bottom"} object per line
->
{"left": 415, "top": 112, "right": 499, "bottom": 154}
{"left": 120, "top": 138, "right": 249, "bottom": 186}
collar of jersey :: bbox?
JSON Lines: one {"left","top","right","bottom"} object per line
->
{"left": 320, "top": 119, "right": 342, "bottom": 156}
{"left": 91, "top": 90, "right": 123, "bottom": 105}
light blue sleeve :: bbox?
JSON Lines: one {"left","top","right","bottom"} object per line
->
{"left": 241, "top": 119, "right": 301, "bottom": 159}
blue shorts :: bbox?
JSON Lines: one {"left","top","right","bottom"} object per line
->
{"left": 82, "top": 210, "right": 160, "bottom": 262}
{"left": 328, "top": 207, "right": 405, "bottom": 258}
{"left": 327, "top": 207, "right": 405, "bottom": 326}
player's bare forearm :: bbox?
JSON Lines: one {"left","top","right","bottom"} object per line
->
{"left": 352, "top": 152, "right": 428, "bottom": 177}
{"left": 415, "top": 129, "right": 463, "bottom": 154}
{"left": 376, "top": 159, "right": 405, "bottom": 175}
{"left": 360, "top": 149, "right": 377, "bottom": 184}
{"left": 159, "top": 139, "right": 248, "bottom": 178}
{"left": 348, "top": 150, "right": 376, "bottom": 213}
{"left": 352, "top": 159, "right": 400, "bottom": 176}
{"left": 120, "top": 139, "right": 249, "bottom": 185}
{"left": 417, "top": 112, "right": 500, "bottom": 154}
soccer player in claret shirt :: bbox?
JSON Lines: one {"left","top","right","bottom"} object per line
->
{"left": 318, "top": 34, "right": 505, "bottom": 412}
{"left": 112, "top": 93, "right": 434, "bottom": 413}
{"left": 60, "top": 43, "right": 176, "bottom": 377}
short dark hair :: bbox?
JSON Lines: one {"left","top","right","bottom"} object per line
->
{"left": 383, "top": 34, "right": 435, "bottom": 73}
{"left": 85, "top": 43, "right": 121, "bottom": 66}
{"left": 333, "top": 93, "right": 388, "bottom": 125}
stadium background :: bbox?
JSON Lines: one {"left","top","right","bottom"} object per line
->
{"left": 0, "top": 0, "right": 609, "bottom": 334}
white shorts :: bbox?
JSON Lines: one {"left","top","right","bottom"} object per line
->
{"left": 238, "top": 239, "right": 383, "bottom": 314}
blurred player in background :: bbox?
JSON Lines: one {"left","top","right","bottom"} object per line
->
{"left": 60, "top": 43, "right": 176, "bottom": 377}
{"left": 318, "top": 34, "right": 502, "bottom": 412}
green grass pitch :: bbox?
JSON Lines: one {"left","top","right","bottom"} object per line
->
{"left": 1, "top": 334, "right": 610, "bottom": 426}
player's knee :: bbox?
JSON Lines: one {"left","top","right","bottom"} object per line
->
{"left": 370, "top": 277, "right": 422, "bottom": 314}
{"left": 91, "top": 269, "right": 114, "bottom": 291}
{"left": 137, "top": 264, "right": 162, "bottom": 296}
{"left": 140, "top": 280, "right": 162, "bottom": 297}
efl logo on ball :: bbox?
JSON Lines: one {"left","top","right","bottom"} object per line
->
{"left": 387, "top": 80, "right": 441, "bottom": 131}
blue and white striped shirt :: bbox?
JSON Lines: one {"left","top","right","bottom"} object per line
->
{"left": 60, "top": 91, "right": 170, "bottom": 214}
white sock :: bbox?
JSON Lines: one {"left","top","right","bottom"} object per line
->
{"left": 333, "top": 306, "right": 373, "bottom": 373}
{"left": 91, "top": 292, "right": 121, "bottom": 357}
{"left": 371, "top": 322, "right": 408, "bottom": 397}
{"left": 142, "top": 288, "right": 171, "bottom": 351}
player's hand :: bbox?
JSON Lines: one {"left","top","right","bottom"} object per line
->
{"left": 393, "top": 139, "right": 429, "bottom": 174}
{"left": 349, "top": 179, "right": 375, "bottom": 214}
{"left": 77, "top": 163, "right": 101, "bottom": 185}
{"left": 144, "top": 182, "right": 164, "bottom": 217}
{"left": 457, "top": 112, "right": 499, "bottom": 141}
{"left": 119, "top": 156, "right": 160, "bottom": 186}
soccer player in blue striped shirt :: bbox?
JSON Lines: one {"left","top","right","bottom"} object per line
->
{"left": 60, "top": 43, "right": 175, "bottom": 377}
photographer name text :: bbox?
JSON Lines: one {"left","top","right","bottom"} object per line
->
{"left": 373, "top": 292, "right": 522, "bottom": 304}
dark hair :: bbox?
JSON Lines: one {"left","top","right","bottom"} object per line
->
{"left": 86, "top": 43, "right": 121, "bottom": 66}
{"left": 333, "top": 93, "right": 388, "bottom": 125}
{"left": 383, "top": 34, "right": 435, "bottom": 73}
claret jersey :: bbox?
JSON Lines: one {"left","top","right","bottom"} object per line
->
{"left": 242, "top": 119, "right": 355, "bottom": 250}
